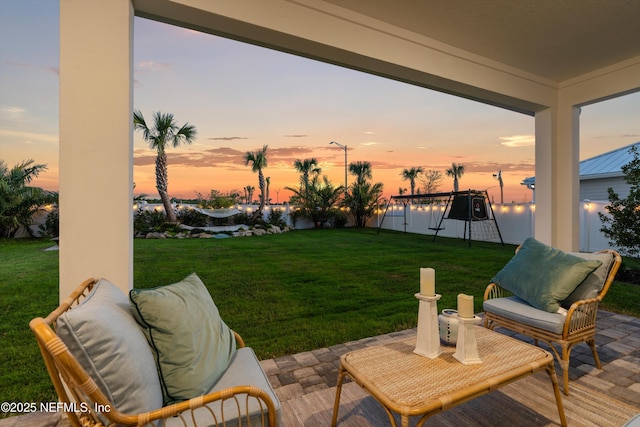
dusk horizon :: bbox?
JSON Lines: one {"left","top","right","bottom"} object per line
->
{"left": 1, "top": 1, "right": 638, "bottom": 205}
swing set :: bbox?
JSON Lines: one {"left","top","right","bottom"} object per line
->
{"left": 377, "top": 190, "right": 504, "bottom": 246}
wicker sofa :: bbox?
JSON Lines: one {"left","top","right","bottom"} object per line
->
{"left": 30, "top": 274, "right": 280, "bottom": 427}
{"left": 483, "top": 238, "right": 621, "bottom": 395}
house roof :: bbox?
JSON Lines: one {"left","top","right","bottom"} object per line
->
{"left": 580, "top": 142, "right": 640, "bottom": 179}
{"left": 521, "top": 142, "right": 639, "bottom": 187}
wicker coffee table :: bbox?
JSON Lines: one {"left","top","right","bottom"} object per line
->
{"left": 331, "top": 326, "right": 567, "bottom": 427}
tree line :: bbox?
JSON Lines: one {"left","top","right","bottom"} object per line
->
{"left": 4, "top": 109, "right": 637, "bottom": 254}
{"left": 399, "top": 163, "right": 466, "bottom": 198}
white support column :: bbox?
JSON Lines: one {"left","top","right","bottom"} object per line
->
{"left": 59, "top": 0, "right": 133, "bottom": 300}
{"left": 534, "top": 103, "right": 581, "bottom": 251}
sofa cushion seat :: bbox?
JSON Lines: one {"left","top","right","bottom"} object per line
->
{"left": 165, "top": 347, "right": 282, "bottom": 427}
{"left": 483, "top": 296, "right": 567, "bottom": 335}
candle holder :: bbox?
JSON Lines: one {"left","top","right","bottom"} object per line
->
{"left": 453, "top": 315, "right": 483, "bottom": 365}
{"left": 414, "top": 293, "right": 442, "bottom": 359}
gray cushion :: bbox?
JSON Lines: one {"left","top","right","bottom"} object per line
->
{"left": 165, "top": 347, "right": 282, "bottom": 427}
{"left": 57, "top": 279, "right": 163, "bottom": 415}
{"left": 483, "top": 296, "right": 566, "bottom": 334}
{"left": 129, "top": 273, "right": 237, "bottom": 404}
{"left": 561, "top": 251, "right": 614, "bottom": 308}
{"left": 623, "top": 414, "right": 640, "bottom": 427}
{"left": 491, "top": 238, "right": 602, "bottom": 312}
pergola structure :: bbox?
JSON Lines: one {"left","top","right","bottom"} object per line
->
{"left": 59, "top": 0, "right": 640, "bottom": 297}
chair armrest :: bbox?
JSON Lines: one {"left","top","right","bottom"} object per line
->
{"left": 233, "top": 330, "right": 246, "bottom": 348}
{"left": 483, "top": 283, "right": 513, "bottom": 301}
{"left": 563, "top": 297, "right": 600, "bottom": 336}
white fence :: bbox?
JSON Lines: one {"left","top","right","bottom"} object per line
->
{"left": 370, "top": 200, "right": 620, "bottom": 253}
{"left": 24, "top": 200, "right": 619, "bottom": 254}
{"left": 188, "top": 200, "right": 617, "bottom": 253}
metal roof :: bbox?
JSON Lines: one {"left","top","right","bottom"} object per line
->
{"left": 522, "top": 142, "right": 639, "bottom": 187}
{"left": 580, "top": 142, "right": 639, "bottom": 179}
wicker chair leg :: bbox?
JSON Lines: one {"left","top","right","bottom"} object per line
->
{"left": 331, "top": 367, "right": 347, "bottom": 427}
{"left": 560, "top": 344, "right": 572, "bottom": 395}
{"left": 587, "top": 339, "right": 602, "bottom": 369}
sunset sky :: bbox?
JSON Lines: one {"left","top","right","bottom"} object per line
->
{"left": 1, "top": 1, "right": 639, "bottom": 204}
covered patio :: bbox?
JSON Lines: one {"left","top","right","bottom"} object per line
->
{"left": 46, "top": 2, "right": 640, "bottom": 426}
{"left": 272, "top": 310, "right": 640, "bottom": 426}
{"left": 9, "top": 309, "right": 640, "bottom": 426}
{"left": 59, "top": 0, "right": 640, "bottom": 297}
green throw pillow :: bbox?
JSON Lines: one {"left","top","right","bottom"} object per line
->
{"left": 130, "top": 273, "right": 236, "bottom": 404}
{"left": 490, "top": 238, "right": 602, "bottom": 313}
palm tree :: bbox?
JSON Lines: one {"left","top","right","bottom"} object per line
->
{"left": 265, "top": 176, "right": 271, "bottom": 205}
{"left": 0, "top": 159, "right": 55, "bottom": 237}
{"left": 244, "top": 185, "right": 255, "bottom": 204}
{"left": 244, "top": 145, "right": 269, "bottom": 213}
{"left": 286, "top": 175, "right": 343, "bottom": 228}
{"left": 344, "top": 160, "right": 383, "bottom": 227}
{"left": 314, "top": 177, "right": 344, "bottom": 227}
{"left": 446, "top": 162, "right": 466, "bottom": 192}
{"left": 344, "top": 181, "right": 384, "bottom": 227}
{"left": 400, "top": 166, "right": 424, "bottom": 199}
{"left": 293, "top": 158, "right": 321, "bottom": 193}
{"left": 349, "top": 161, "right": 373, "bottom": 186}
{"left": 133, "top": 110, "right": 197, "bottom": 223}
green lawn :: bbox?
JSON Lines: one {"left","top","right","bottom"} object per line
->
{"left": 1, "top": 228, "right": 639, "bottom": 407}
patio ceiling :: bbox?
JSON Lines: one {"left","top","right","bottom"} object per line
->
{"left": 322, "top": 0, "right": 640, "bottom": 83}
{"left": 134, "top": 0, "right": 640, "bottom": 114}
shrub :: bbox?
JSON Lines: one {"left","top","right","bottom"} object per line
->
{"left": 232, "top": 211, "right": 252, "bottom": 226}
{"left": 133, "top": 209, "right": 166, "bottom": 234}
{"left": 267, "top": 208, "right": 287, "bottom": 228}
{"left": 331, "top": 210, "right": 348, "bottom": 228}
{"left": 0, "top": 160, "right": 55, "bottom": 237}
{"left": 195, "top": 189, "right": 239, "bottom": 209}
{"left": 177, "top": 208, "right": 208, "bottom": 227}
{"left": 39, "top": 209, "right": 59, "bottom": 237}
{"left": 599, "top": 145, "right": 640, "bottom": 256}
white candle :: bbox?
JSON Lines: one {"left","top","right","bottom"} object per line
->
{"left": 420, "top": 268, "right": 435, "bottom": 296}
{"left": 458, "top": 293, "right": 474, "bottom": 318}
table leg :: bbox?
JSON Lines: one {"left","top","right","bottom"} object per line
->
{"left": 545, "top": 363, "right": 567, "bottom": 427}
{"left": 331, "top": 366, "right": 347, "bottom": 427}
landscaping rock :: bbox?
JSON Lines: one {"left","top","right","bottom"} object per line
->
{"left": 141, "top": 225, "right": 289, "bottom": 239}
{"left": 145, "top": 232, "right": 166, "bottom": 239}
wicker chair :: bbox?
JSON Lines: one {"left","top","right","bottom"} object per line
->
{"left": 483, "top": 246, "right": 621, "bottom": 396}
{"left": 30, "top": 278, "right": 279, "bottom": 427}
